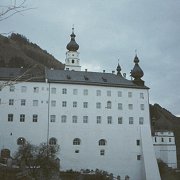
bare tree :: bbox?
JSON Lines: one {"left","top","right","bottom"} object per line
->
{"left": 0, "top": 0, "right": 31, "bottom": 22}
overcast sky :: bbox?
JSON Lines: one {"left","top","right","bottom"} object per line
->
{"left": 1, "top": 0, "right": 180, "bottom": 116}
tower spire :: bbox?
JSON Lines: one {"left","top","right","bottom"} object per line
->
{"left": 116, "top": 59, "right": 122, "bottom": 76}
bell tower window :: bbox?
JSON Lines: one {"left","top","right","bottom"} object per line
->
{"left": 72, "top": 59, "right": 75, "bottom": 63}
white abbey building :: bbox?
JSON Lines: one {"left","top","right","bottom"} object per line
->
{"left": 0, "top": 29, "right": 176, "bottom": 179}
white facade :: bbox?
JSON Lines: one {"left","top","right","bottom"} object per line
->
{"left": 65, "top": 51, "right": 81, "bottom": 71}
{"left": 0, "top": 77, "right": 161, "bottom": 180}
{"left": 153, "top": 131, "right": 177, "bottom": 169}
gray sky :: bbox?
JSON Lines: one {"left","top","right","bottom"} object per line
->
{"left": 1, "top": 0, "right": 180, "bottom": 116}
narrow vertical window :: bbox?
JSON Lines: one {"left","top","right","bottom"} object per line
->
{"left": 8, "top": 114, "right": 13, "bottom": 122}
{"left": 136, "top": 140, "right": 140, "bottom": 146}
{"left": 21, "top": 86, "right": 27, "bottom": 93}
{"left": 97, "top": 116, "right": 101, "bottom": 124}
{"left": 137, "top": 155, "right": 141, "bottom": 160}
{"left": 83, "top": 89, "right": 88, "bottom": 95}
{"left": 96, "top": 90, "right": 101, "bottom": 96}
{"left": 62, "top": 88, "right": 67, "bottom": 94}
{"left": 20, "top": 114, "right": 25, "bottom": 122}
{"left": 140, "top": 104, "right": 145, "bottom": 110}
{"left": 21, "top": 99, "right": 26, "bottom": 106}
{"left": 128, "top": 104, "right": 133, "bottom": 110}
{"left": 128, "top": 92, "right": 132, "bottom": 98}
{"left": 50, "top": 115, "right": 56, "bottom": 122}
{"left": 73, "top": 89, "right": 78, "bottom": 95}
{"left": 10, "top": 85, "right": 15, "bottom": 92}
{"left": 51, "top": 100, "right": 56, "bottom": 107}
{"left": 139, "top": 117, "right": 144, "bottom": 125}
{"left": 9, "top": 99, "right": 14, "bottom": 105}
{"left": 107, "top": 101, "right": 111, "bottom": 109}
{"left": 100, "top": 149, "right": 105, "bottom": 156}
{"left": 33, "top": 100, "right": 38, "bottom": 106}
{"left": 33, "top": 114, "right": 38, "bottom": 122}
{"left": 61, "top": 115, "right": 67, "bottom": 123}
{"left": 118, "top": 103, "right": 122, "bottom": 110}
{"left": 83, "top": 116, "right": 88, "bottom": 123}
{"left": 72, "top": 116, "right": 78, "bottom": 123}
{"left": 118, "top": 91, "right": 122, "bottom": 97}
{"left": 129, "top": 117, "right": 134, "bottom": 124}
{"left": 62, "top": 101, "right": 67, "bottom": 107}
{"left": 96, "top": 102, "right": 101, "bottom": 109}
{"left": 118, "top": 117, "right": 123, "bottom": 124}
{"left": 83, "top": 102, "right": 88, "bottom": 108}
{"left": 140, "top": 93, "right": 144, "bottom": 99}
{"left": 107, "top": 116, "right": 112, "bottom": 124}
{"left": 107, "top": 90, "right": 111, "bottom": 96}
{"left": 73, "top": 101, "right": 77, "bottom": 107}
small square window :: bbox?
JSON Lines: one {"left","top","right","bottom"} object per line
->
{"left": 118, "top": 103, "right": 123, "bottom": 110}
{"left": 51, "top": 100, "right": 56, "bottom": 107}
{"left": 72, "top": 116, "right": 78, "bottom": 123}
{"left": 137, "top": 155, "right": 141, "bottom": 160}
{"left": 62, "top": 101, "right": 67, "bottom": 107}
{"left": 107, "top": 116, "right": 112, "bottom": 124}
{"left": 8, "top": 114, "right": 13, "bottom": 122}
{"left": 20, "top": 114, "right": 25, "bottom": 122}
{"left": 50, "top": 115, "right": 56, "bottom": 122}
{"left": 96, "top": 90, "right": 101, "bottom": 96}
{"left": 61, "top": 115, "right": 67, "bottom": 123}
{"left": 9, "top": 99, "right": 14, "bottom": 105}
{"left": 118, "top": 91, "right": 122, "bottom": 97}
{"left": 21, "top": 99, "right": 26, "bottom": 106}
{"left": 96, "top": 102, "right": 101, "bottom": 109}
{"left": 128, "top": 104, "right": 133, "bottom": 110}
{"left": 75, "top": 150, "right": 79, "bottom": 153}
{"left": 128, "top": 92, "right": 132, "bottom": 98}
{"left": 33, "top": 114, "right": 38, "bottom": 122}
{"left": 118, "top": 117, "right": 123, "bottom": 124}
{"left": 10, "top": 85, "right": 15, "bottom": 92}
{"left": 107, "top": 90, "right": 111, "bottom": 96}
{"left": 140, "top": 104, "right": 145, "bottom": 110}
{"left": 62, "top": 88, "right": 67, "bottom": 94}
{"left": 33, "top": 87, "right": 39, "bottom": 93}
{"left": 83, "top": 116, "right": 88, "bottom": 123}
{"left": 97, "top": 116, "right": 101, "bottom": 124}
{"left": 100, "top": 149, "right": 105, "bottom": 156}
{"left": 33, "top": 100, "right": 38, "bottom": 106}
{"left": 73, "top": 89, "right": 78, "bottom": 95}
{"left": 21, "top": 86, "right": 27, "bottom": 93}
{"left": 83, "top": 89, "right": 88, "bottom": 95}
{"left": 51, "top": 88, "right": 56, "bottom": 94}
{"left": 129, "top": 117, "right": 134, "bottom": 124}
{"left": 73, "top": 101, "right": 77, "bottom": 107}
{"left": 83, "top": 102, "right": 88, "bottom": 108}
{"left": 139, "top": 117, "right": 144, "bottom": 125}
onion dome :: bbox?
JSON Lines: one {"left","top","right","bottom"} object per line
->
{"left": 116, "top": 63, "right": 122, "bottom": 76}
{"left": 131, "top": 55, "right": 144, "bottom": 86}
{"left": 66, "top": 27, "right": 79, "bottom": 51}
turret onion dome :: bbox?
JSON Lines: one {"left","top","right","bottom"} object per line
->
{"left": 116, "top": 63, "right": 122, "bottom": 76}
{"left": 131, "top": 55, "right": 144, "bottom": 79}
{"left": 66, "top": 27, "right": 79, "bottom": 51}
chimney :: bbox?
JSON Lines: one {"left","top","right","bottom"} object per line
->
{"left": 85, "top": 69, "right": 87, "bottom": 72}
{"left": 103, "top": 70, "right": 105, "bottom": 73}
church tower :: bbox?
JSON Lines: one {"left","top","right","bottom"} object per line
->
{"left": 65, "top": 27, "right": 81, "bottom": 71}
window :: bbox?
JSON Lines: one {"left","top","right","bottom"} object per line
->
{"left": 118, "top": 103, "right": 122, "bottom": 110}
{"left": 51, "top": 100, "right": 56, "bottom": 107}
{"left": 136, "top": 140, "right": 140, "bottom": 146}
{"left": 72, "top": 116, "right": 77, "bottom": 123}
{"left": 137, "top": 155, "right": 141, "bottom": 160}
{"left": 139, "top": 117, "right": 144, "bottom": 125}
{"left": 51, "top": 88, "right": 56, "bottom": 94}
{"left": 21, "top": 99, "right": 26, "bottom": 106}
{"left": 128, "top": 104, "right": 133, "bottom": 110}
{"left": 97, "top": 116, "right": 101, "bottom": 124}
{"left": 17, "top": 137, "right": 26, "bottom": 145}
{"left": 155, "top": 137, "right": 157, "bottom": 142}
{"left": 107, "top": 90, "right": 111, "bottom": 96}
{"left": 50, "top": 115, "right": 56, "bottom": 122}
{"left": 10, "top": 85, "right": 15, "bottom": 92}
{"left": 83, "top": 116, "right": 88, "bottom": 123}
{"left": 107, "top": 116, "right": 112, "bottom": 124}
{"left": 0, "top": 98, "right": 1, "bottom": 104}
{"left": 61, "top": 115, "right": 67, "bottom": 123}
{"left": 83, "top": 89, "right": 88, "bottom": 95}
{"left": 140, "top": 104, "right": 145, "bottom": 110}
{"left": 107, "top": 101, "right": 111, "bottom": 109}
{"left": 169, "top": 138, "right": 171, "bottom": 142}
{"left": 8, "top": 114, "right": 13, "bottom": 122}
{"left": 33, "top": 114, "right": 38, "bottom": 122}
{"left": 140, "top": 93, "right": 144, "bottom": 99}
{"left": 73, "top": 89, "right": 78, "bottom": 95}
{"left": 96, "top": 90, "right": 101, "bottom": 96}
{"left": 62, "top": 88, "right": 67, "bottom": 94}
{"left": 73, "top": 101, "right": 77, "bottom": 107}
{"left": 161, "top": 138, "right": 164, "bottom": 142}
{"left": 75, "top": 150, "right": 79, "bottom": 153}
{"left": 9, "top": 99, "right": 14, "bottom": 105}
{"left": 96, "top": 102, "right": 101, "bottom": 109}
{"left": 21, "top": 86, "right": 27, "bottom": 92}
{"left": 62, "top": 101, "right": 67, "bottom": 107}
{"left": 49, "top": 137, "right": 57, "bottom": 145}
{"left": 33, "top": 87, "right": 39, "bottom": 93}
{"left": 83, "top": 102, "right": 88, "bottom": 108}
{"left": 118, "top": 117, "right": 123, "bottom": 124}
{"left": 20, "top": 114, "right": 25, "bottom": 122}
{"left": 33, "top": 100, "right": 38, "bottom": 106}
{"left": 129, "top": 117, "right": 134, "bottom": 124}
{"left": 118, "top": 91, "right": 122, "bottom": 97}
{"left": 100, "top": 149, "right": 105, "bottom": 156}
{"left": 73, "top": 138, "right": 81, "bottom": 145}
{"left": 128, "top": 92, "right": 132, "bottom": 98}
{"left": 99, "top": 139, "right": 106, "bottom": 146}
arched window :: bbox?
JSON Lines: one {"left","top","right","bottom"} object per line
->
{"left": 17, "top": 137, "right": 26, "bottom": 145}
{"left": 99, "top": 139, "right": 107, "bottom": 146}
{"left": 107, "top": 101, "right": 111, "bottom": 109}
{"left": 73, "top": 138, "right": 81, "bottom": 145}
{"left": 49, "top": 137, "right": 57, "bottom": 145}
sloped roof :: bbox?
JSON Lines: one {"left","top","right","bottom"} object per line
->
{"left": 46, "top": 69, "right": 149, "bottom": 89}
